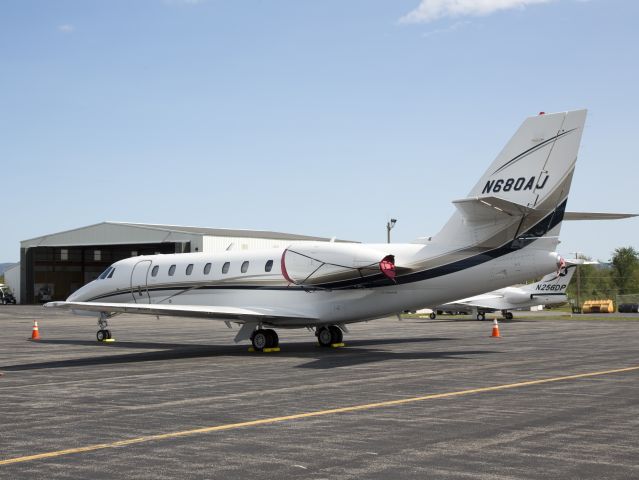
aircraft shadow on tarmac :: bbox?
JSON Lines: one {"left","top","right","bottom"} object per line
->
{"left": 0, "top": 337, "right": 496, "bottom": 371}
{"left": 430, "top": 318, "right": 531, "bottom": 324}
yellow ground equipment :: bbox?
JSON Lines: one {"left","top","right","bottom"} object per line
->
{"left": 581, "top": 299, "right": 614, "bottom": 314}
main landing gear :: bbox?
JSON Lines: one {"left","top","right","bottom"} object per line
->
{"left": 97, "top": 313, "right": 113, "bottom": 342}
{"left": 476, "top": 312, "right": 486, "bottom": 321}
{"left": 502, "top": 310, "right": 514, "bottom": 320}
{"left": 250, "top": 328, "right": 279, "bottom": 351}
{"left": 316, "top": 325, "right": 343, "bottom": 347}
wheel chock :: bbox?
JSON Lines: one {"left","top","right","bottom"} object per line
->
{"left": 98, "top": 338, "right": 116, "bottom": 343}
{"left": 248, "top": 347, "right": 280, "bottom": 353}
{"left": 331, "top": 343, "right": 345, "bottom": 348}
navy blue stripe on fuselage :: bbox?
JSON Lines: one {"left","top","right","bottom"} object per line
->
{"left": 311, "top": 198, "right": 567, "bottom": 290}
{"left": 85, "top": 199, "right": 567, "bottom": 302}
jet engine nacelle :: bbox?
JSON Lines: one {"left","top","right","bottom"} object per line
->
{"left": 281, "top": 242, "right": 395, "bottom": 287}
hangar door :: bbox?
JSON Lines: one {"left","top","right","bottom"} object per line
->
{"left": 131, "top": 260, "right": 152, "bottom": 303}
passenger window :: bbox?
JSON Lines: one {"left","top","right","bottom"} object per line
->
{"left": 204, "top": 263, "right": 212, "bottom": 275}
{"left": 107, "top": 268, "right": 116, "bottom": 279}
{"left": 265, "top": 260, "right": 273, "bottom": 272}
{"left": 151, "top": 266, "right": 159, "bottom": 277}
{"left": 169, "top": 265, "right": 176, "bottom": 276}
{"left": 241, "top": 261, "right": 249, "bottom": 273}
{"left": 186, "top": 264, "right": 194, "bottom": 275}
{"left": 222, "top": 262, "right": 230, "bottom": 274}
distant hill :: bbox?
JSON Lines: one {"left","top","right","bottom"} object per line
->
{"left": 0, "top": 263, "right": 17, "bottom": 276}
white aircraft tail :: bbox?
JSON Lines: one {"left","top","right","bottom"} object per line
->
{"left": 430, "top": 110, "right": 587, "bottom": 250}
{"left": 523, "top": 262, "right": 577, "bottom": 294}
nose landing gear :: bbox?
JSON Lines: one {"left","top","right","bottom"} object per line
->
{"left": 97, "top": 313, "right": 113, "bottom": 342}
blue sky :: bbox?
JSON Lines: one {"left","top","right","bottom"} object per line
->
{"left": 1, "top": 0, "right": 637, "bottom": 263}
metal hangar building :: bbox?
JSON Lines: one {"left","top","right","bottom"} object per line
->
{"left": 17, "top": 222, "right": 344, "bottom": 304}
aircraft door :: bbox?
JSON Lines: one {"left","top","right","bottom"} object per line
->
{"left": 131, "top": 260, "right": 152, "bottom": 303}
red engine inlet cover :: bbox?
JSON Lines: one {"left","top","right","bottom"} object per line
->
{"left": 379, "top": 255, "right": 396, "bottom": 281}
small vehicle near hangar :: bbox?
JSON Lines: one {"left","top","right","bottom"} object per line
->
{"left": 0, "top": 284, "right": 17, "bottom": 305}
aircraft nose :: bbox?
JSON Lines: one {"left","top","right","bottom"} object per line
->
{"left": 67, "top": 283, "right": 91, "bottom": 302}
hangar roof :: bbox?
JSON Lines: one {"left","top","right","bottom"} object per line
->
{"left": 114, "top": 222, "right": 348, "bottom": 241}
{"left": 21, "top": 222, "right": 352, "bottom": 249}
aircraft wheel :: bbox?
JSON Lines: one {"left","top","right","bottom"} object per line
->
{"left": 429, "top": 312, "right": 436, "bottom": 319}
{"left": 476, "top": 313, "right": 485, "bottom": 321}
{"left": 96, "top": 330, "right": 107, "bottom": 342}
{"left": 251, "top": 330, "right": 268, "bottom": 350}
{"left": 264, "top": 329, "right": 279, "bottom": 348}
{"left": 317, "top": 327, "right": 333, "bottom": 347}
{"left": 505, "top": 312, "right": 513, "bottom": 320}
{"left": 328, "top": 325, "right": 343, "bottom": 344}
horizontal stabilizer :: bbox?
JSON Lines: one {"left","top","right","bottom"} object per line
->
{"left": 563, "top": 212, "right": 638, "bottom": 221}
{"left": 452, "top": 196, "right": 534, "bottom": 222}
{"left": 565, "top": 258, "right": 598, "bottom": 265}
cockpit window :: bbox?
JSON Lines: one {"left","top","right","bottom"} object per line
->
{"left": 107, "top": 268, "right": 116, "bottom": 279}
{"left": 98, "top": 267, "right": 113, "bottom": 280}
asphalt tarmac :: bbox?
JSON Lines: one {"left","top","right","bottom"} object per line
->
{"left": 1, "top": 306, "right": 638, "bottom": 479}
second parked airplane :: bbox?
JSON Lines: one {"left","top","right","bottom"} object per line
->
{"left": 428, "top": 259, "right": 585, "bottom": 320}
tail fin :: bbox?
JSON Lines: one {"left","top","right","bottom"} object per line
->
{"left": 431, "top": 110, "right": 587, "bottom": 248}
{"left": 523, "top": 263, "right": 577, "bottom": 294}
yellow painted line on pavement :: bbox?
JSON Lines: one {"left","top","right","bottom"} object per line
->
{"left": 2, "top": 364, "right": 639, "bottom": 466}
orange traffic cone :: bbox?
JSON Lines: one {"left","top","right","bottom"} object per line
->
{"left": 491, "top": 319, "right": 500, "bottom": 338}
{"left": 30, "top": 320, "right": 40, "bottom": 340}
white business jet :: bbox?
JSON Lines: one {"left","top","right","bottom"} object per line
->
{"left": 47, "top": 110, "right": 589, "bottom": 350}
{"left": 429, "top": 259, "right": 583, "bottom": 321}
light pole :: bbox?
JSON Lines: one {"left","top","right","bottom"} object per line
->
{"left": 572, "top": 251, "right": 583, "bottom": 313}
{"left": 387, "top": 218, "right": 397, "bottom": 243}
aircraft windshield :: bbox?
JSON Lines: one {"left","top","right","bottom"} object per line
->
{"left": 98, "top": 267, "right": 114, "bottom": 280}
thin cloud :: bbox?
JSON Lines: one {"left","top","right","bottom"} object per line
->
{"left": 57, "top": 24, "right": 74, "bottom": 33}
{"left": 422, "top": 20, "right": 470, "bottom": 37}
{"left": 401, "top": 0, "right": 556, "bottom": 23}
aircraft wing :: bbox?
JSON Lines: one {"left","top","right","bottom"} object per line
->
{"left": 44, "top": 301, "right": 317, "bottom": 323}
{"left": 453, "top": 294, "right": 508, "bottom": 311}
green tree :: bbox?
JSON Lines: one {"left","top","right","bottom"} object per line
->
{"left": 567, "top": 253, "right": 619, "bottom": 306}
{"left": 610, "top": 246, "right": 639, "bottom": 295}
{"left": 567, "top": 260, "right": 616, "bottom": 302}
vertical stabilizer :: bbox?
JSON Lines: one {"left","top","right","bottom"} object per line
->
{"left": 523, "top": 264, "right": 577, "bottom": 294}
{"left": 468, "top": 110, "right": 587, "bottom": 208}
{"left": 431, "top": 110, "right": 587, "bottom": 248}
